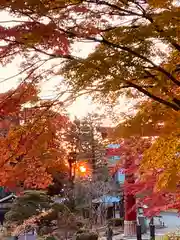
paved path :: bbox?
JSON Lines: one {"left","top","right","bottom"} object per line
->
{"left": 161, "top": 211, "right": 180, "bottom": 230}
{"left": 100, "top": 211, "right": 180, "bottom": 240}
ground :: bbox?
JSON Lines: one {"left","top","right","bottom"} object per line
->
{"left": 3, "top": 211, "right": 180, "bottom": 239}
{"left": 99, "top": 212, "right": 180, "bottom": 240}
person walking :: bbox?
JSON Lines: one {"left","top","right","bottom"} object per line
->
{"left": 106, "top": 224, "right": 113, "bottom": 240}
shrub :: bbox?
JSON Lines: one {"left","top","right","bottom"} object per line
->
{"left": 165, "top": 230, "right": 180, "bottom": 240}
{"left": 75, "top": 231, "right": 98, "bottom": 240}
{"left": 46, "top": 237, "right": 56, "bottom": 240}
{"left": 76, "top": 220, "right": 84, "bottom": 228}
{"left": 108, "top": 218, "right": 124, "bottom": 227}
{"left": 76, "top": 228, "right": 87, "bottom": 235}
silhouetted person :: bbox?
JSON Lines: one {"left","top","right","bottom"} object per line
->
{"left": 106, "top": 224, "right": 113, "bottom": 240}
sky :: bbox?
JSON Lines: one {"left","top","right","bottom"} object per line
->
{"left": 0, "top": 41, "right": 108, "bottom": 119}
{"left": 0, "top": 63, "right": 132, "bottom": 124}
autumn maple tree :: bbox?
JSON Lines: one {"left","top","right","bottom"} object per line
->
{"left": 0, "top": 82, "right": 70, "bottom": 190}
{"left": 139, "top": 106, "right": 179, "bottom": 193}
{"left": 113, "top": 97, "right": 180, "bottom": 187}
{"left": 60, "top": 2, "right": 180, "bottom": 111}
{"left": 103, "top": 45, "right": 179, "bottom": 212}
{"left": 0, "top": 0, "right": 179, "bottom": 215}
{"left": 106, "top": 136, "right": 180, "bottom": 215}
{"left": 0, "top": 0, "right": 179, "bottom": 111}
{"left": 107, "top": 91, "right": 179, "bottom": 213}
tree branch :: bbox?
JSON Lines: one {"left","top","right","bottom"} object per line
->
{"left": 130, "top": 0, "right": 180, "bottom": 52}
{"left": 91, "top": 37, "right": 180, "bottom": 87}
{"left": 85, "top": 0, "right": 143, "bottom": 16}
{"left": 85, "top": 0, "right": 180, "bottom": 52}
{"left": 125, "top": 80, "right": 180, "bottom": 111}
{"left": 143, "top": 13, "right": 180, "bottom": 52}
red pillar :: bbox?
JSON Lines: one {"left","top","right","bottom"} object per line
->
{"left": 124, "top": 192, "right": 137, "bottom": 236}
{"left": 124, "top": 167, "right": 137, "bottom": 236}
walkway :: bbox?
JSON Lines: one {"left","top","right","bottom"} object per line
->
{"left": 100, "top": 211, "right": 180, "bottom": 240}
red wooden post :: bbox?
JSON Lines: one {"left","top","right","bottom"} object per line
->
{"left": 124, "top": 191, "right": 137, "bottom": 236}
{"left": 124, "top": 159, "right": 137, "bottom": 236}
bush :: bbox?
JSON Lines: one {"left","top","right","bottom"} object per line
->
{"left": 75, "top": 231, "right": 98, "bottom": 240}
{"left": 165, "top": 231, "right": 180, "bottom": 240}
{"left": 76, "top": 228, "right": 87, "bottom": 235}
{"left": 46, "top": 237, "right": 56, "bottom": 240}
{"left": 76, "top": 220, "right": 84, "bottom": 228}
{"left": 108, "top": 218, "right": 124, "bottom": 227}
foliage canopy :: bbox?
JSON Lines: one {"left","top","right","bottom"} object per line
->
{"left": 0, "top": 83, "right": 70, "bottom": 189}
{"left": 0, "top": 0, "right": 179, "bottom": 110}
